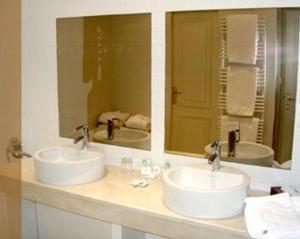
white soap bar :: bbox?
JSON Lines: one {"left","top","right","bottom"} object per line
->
{"left": 130, "top": 179, "right": 149, "bottom": 188}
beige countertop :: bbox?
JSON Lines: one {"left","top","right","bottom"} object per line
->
{"left": 3, "top": 159, "right": 267, "bottom": 239}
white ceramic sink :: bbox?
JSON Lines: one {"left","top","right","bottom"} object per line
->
{"left": 204, "top": 141, "right": 274, "bottom": 167}
{"left": 92, "top": 128, "right": 150, "bottom": 150}
{"left": 33, "top": 146, "right": 105, "bottom": 185}
{"left": 162, "top": 165, "right": 250, "bottom": 219}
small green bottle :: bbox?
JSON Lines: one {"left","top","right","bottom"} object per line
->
{"left": 164, "top": 159, "right": 171, "bottom": 169}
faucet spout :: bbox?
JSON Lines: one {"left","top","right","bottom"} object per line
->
{"left": 208, "top": 153, "right": 217, "bottom": 164}
{"left": 73, "top": 135, "right": 84, "bottom": 144}
{"left": 6, "top": 137, "right": 32, "bottom": 162}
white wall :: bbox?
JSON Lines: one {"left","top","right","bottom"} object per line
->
{"left": 22, "top": 0, "right": 300, "bottom": 194}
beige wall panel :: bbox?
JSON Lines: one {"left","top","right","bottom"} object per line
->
{"left": 0, "top": 0, "right": 21, "bottom": 163}
{"left": 0, "top": 0, "right": 21, "bottom": 238}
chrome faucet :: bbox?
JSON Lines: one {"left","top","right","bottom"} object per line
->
{"left": 107, "top": 118, "right": 121, "bottom": 140}
{"left": 228, "top": 129, "right": 239, "bottom": 158}
{"left": 73, "top": 124, "right": 89, "bottom": 150}
{"left": 208, "top": 140, "right": 221, "bottom": 172}
{"left": 6, "top": 137, "right": 32, "bottom": 162}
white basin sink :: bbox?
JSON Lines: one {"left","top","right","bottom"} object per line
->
{"left": 204, "top": 141, "right": 274, "bottom": 167}
{"left": 162, "top": 165, "right": 250, "bottom": 219}
{"left": 92, "top": 128, "right": 150, "bottom": 150}
{"left": 33, "top": 146, "right": 105, "bottom": 185}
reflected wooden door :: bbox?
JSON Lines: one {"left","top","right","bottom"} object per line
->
{"left": 168, "top": 12, "right": 219, "bottom": 155}
{"left": 277, "top": 10, "right": 300, "bottom": 164}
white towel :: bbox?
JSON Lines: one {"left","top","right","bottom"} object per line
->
{"left": 244, "top": 193, "right": 300, "bottom": 239}
{"left": 227, "top": 14, "right": 258, "bottom": 64}
{"left": 98, "top": 111, "right": 130, "bottom": 125}
{"left": 125, "top": 114, "right": 151, "bottom": 132}
{"left": 239, "top": 117, "right": 259, "bottom": 142}
{"left": 227, "top": 66, "right": 258, "bottom": 116}
{"left": 220, "top": 116, "right": 259, "bottom": 142}
{"left": 292, "top": 196, "right": 300, "bottom": 215}
{"left": 273, "top": 160, "right": 292, "bottom": 169}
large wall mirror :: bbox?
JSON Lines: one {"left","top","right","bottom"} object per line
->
{"left": 165, "top": 8, "right": 300, "bottom": 169}
{"left": 57, "top": 14, "right": 151, "bottom": 150}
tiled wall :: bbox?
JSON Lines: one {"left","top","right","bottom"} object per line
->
{"left": 22, "top": 0, "right": 300, "bottom": 190}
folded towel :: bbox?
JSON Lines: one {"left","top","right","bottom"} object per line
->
{"left": 125, "top": 114, "right": 151, "bottom": 132}
{"left": 226, "top": 14, "right": 258, "bottom": 64}
{"left": 98, "top": 111, "right": 130, "bottom": 125}
{"left": 273, "top": 160, "right": 292, "bottom": 169}
{"left": 220, "top": 116, "right": 259, "bottom": 142}
{"left": 227, "top": 66, "right": 258, "bottom": 116}
{"left": 239, "top": 117, "right": 259, "bottom": 142}
{"left": 291, "top": 196, "right": 300, "bottom": 215}
{"left": 244, "top": 193, "right": 300, "bottom": 239}
{"left": 220, "top": 115, "right": 239, "bottom": 141}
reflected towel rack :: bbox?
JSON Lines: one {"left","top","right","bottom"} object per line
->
{"left": 218, "top": 16, "right": 266, "bottom": 144}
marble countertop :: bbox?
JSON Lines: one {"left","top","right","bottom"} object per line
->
{"left": 3, "top": 159, "right": 267, "bottom": 239}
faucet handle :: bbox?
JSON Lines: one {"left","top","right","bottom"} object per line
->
{"left": 74, "top": 124, "right": 89, "bottom": 141}
{"left": 75, "top": 124, "right": 88, "bottom": 131}
{"left": 235, "top": 129, "right": 240, "bottom": 143}
{"left": 107, "top": 119, "right": 114, "bottom": 126}
{"left": 110, "top": 118, "right": 123, "bottom": 128}
{"left": 73, "top": 124, "right": 89, "bottom": 150}
{"left": 229, "top": 129, "right": 240, "bottom": 143}
{"left": 210, "top": 140, "right": 220, "bottom": 149}
{"left": 210, "top": 140, "right": 221, "bottom": 157}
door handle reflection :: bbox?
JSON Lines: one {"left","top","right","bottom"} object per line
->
{"left": 172, "top": 86, "right": 182, "bottom": 104}
{"left": 284, "top": 92, "right": 295, "bottom": 111}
